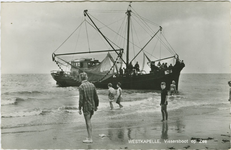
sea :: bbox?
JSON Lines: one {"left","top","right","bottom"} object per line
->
{"left": 1, "top": 73, "right": 230, "bottom": 132}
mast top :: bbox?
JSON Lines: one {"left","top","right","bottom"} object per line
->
{"left": 84, "top": 10, "right": 88, "bottom": 16}
{"left": 126, "top": 2, "right": 132, "bottom": 13}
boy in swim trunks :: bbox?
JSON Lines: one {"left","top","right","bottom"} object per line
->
{"left": 170, "top": 80, "right": 177, "bottom": 96}
{"left": 116, "top": 82, "right": 123, "bottom": 108}
{"left": 160, "top": 82, "right": 168, "bottom": 122}
{"left": 108, "top": 83, "right": 115, "bottom": 110}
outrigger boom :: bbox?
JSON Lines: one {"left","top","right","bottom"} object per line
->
{"left": 53, "top": 48, "right": 123, "bottom": 57}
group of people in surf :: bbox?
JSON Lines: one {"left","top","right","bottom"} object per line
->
{"left": 107, "top": 82, "right": 123, "bottom": 110}
{"left": 78, "top": 71, "right": 178, "bottom": 143}
{"left": 78, "top": 72, "right": 124, "bottom": 143}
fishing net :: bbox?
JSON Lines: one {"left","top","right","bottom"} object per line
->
{"left": 82, "top": 53, "right": 119, "bottom": 82}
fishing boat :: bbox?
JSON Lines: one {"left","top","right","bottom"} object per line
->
{"left": 51, "top": 3, "right": 185, "bottom": 90}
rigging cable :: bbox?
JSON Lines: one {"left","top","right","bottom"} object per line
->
{"left": 160, "top": 30, "right": 161, "bottom": 59}
{"left": 132, "top": 9, "right": 176, "bottom": 57}
{"left": 132, "top": 13, "right": 154, "bottom": 37}
{"left": 162, "top": 32, "right": 177, "bottom": 54}
{"left": 115, "top": 16, "right": 127, "bottom": 52}
{"left": 53, "top": 21, "right": 84, "bottom": 53}
{"left": 151, "top": 34, "right": 160, "bottom": 56}
{"left": 84, "top": 18, "right": 91, "bottom": 52}
{"left": 88, "top": 13, "right": 125, "bottom": 39}
{"left": 87, "top": 12, "right": 144, "bottom": 52}
{"left": 144, "top": 50, "right": 159, "bottom": 60}
{"left": 131, "top": 7, "right": 160, "bottom": 30}
{"left": 115, "top": 16, "right": 127, "bottom": 64}
{"left": 72, "top": 18, "right": 84, "bottom": 61}
{"left": 88, "top": 12, "right": 146, "bottom": 55}
{"left": 85, "top": 16, "right": 121, "bottom": 50}
{"left": 158, "top": 35, "right": 175, "bottom": 55}
{"left": 131, "top": 14, "right": 147, "bottom": 46}
{"left": 136, "top": 11, "right": 171, "bottom": 56}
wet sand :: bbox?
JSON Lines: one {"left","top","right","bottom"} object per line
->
{"left": 2, "top": 103, "right": 230, "bottom": 149}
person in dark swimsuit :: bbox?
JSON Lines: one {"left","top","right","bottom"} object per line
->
{"left": 160, "top": 82, "right": 168, "bottom": 122}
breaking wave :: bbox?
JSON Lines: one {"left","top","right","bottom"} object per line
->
{"left": 1, "top": 105, "right": 79, "bottom": 118}
{"left": 3, "top": 91, "right": 42, "bottom": 95}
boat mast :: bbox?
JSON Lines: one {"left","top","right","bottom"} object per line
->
{"left": 83, "top": 10, "right": 126, "bottom": 64}
{"left": 126, "top": 5, "right": 131, "bottom": 68}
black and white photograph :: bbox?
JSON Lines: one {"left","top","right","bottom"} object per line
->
{"left": 1, "top": 0, "right": 231, "bottom": 149}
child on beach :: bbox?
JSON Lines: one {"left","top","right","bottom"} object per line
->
{"left": 170, "top": 80, "right": 177, "bottom": 96}
{"left": 108, "top": 83, "right": 115, "bottom": 110}
{"left": 228, "top": 81, "right": 231, "bottom": 102}
{"left": 160, "top": 82, "right": 168, "bottom": 122}
{"left": 116, "top": 82, "right": 123, "bottom": 108}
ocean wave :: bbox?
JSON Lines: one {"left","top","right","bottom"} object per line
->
{"left": 2, "top": 90, "right": 42, "bottom": 95}
{"left": 1, "top": 97, "right": 25, "bottom": 106}
{"left": 1, "top": 105, "right": 79, "bottom": 118}
{"left": 58, "top": 106, "right": 78, "bottom": 113}
{"left": 1, "top": 109, "right": 60, "bottom": 118}
{"left": 1, "top": 109, "right": 43, "bottom": 118}
{"left": 2, "top": 129, "right": 49, "bottom": 134}
{"left": 1, "top": 122, "right": 70, "bottom": 130}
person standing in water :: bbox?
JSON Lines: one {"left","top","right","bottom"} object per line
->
{"left": 228, "top": 81, "right": 231, "bottom": 102}
{"left": 170, "top": 80, "right": 177, "bottom": 96}
{"left": 78, "top": 72, "right": 99, "bottom": 143}
{"left": 160, "top": 82, "right": 168, "bottom": 122}
{"left": 108, "top": 83, "right": 115, "bottom": 110}
{"left": 116, "top": 82, "right": 123, "bottom": 108}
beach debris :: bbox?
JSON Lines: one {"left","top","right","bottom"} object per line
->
{"left": 124, "top": 147, "right": 128, "bottom": 149}
{"left": 99, "top": 134, "right": 107, "bottom": 138}
{"left": 191, "top": 137, "right": 202, "bottom": 142}
{"left": 191, "top": 137, "right": 213, "bottom": 142}
{"left": 168, "top": 147, "right": 175, "bottom": 149}
{"left": 222, "top": 139, "right": 230, "bottom": 143}
{"left": 183, "top": 145, "right": 190, "bottom": 149}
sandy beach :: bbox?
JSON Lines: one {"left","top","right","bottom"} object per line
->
{"left": 2, "top": 102, "right": 230, "bottom": 149}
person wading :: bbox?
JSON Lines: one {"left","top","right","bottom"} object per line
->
{"left": 78, "top": 72, "right": 99, "bottom": 143}
{"left": 160, "top": 82, "right": 168, "bottom": 122}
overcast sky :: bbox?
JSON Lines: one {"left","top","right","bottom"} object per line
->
{"left": 1, "top": 1, "right": 231, "bottom": 74}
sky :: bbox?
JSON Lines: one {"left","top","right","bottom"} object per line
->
{"left": 1, "top": 1, "right": 231, "bottom": 74}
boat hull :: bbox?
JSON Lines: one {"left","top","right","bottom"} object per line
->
{"left": 51, "top": 63, "right": 184, "bottom": 90}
